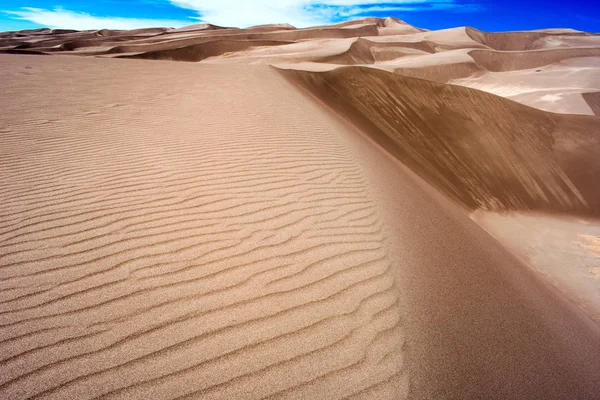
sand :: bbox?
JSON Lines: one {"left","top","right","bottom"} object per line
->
{"left": 473, "top": 211, "right": 600, "bottom": 323}
{"left": 1, "top": 56, "right": 408, "bottom": 399}
{"left": 2, "top": 18, "right": 599, "bottom": 114}
{"left": 1, "top": 17, "right": 600, "bottom": 399}
{"left": 281, "top": 66, "right": 600, "bottom": 216}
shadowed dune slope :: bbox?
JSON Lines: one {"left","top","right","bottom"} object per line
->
{"left": 280, "top": 66, "right": 600, "bottom": 216}
{"left": 318, "top": 38, "right": 376, "bottom": 65}
{"left": 393, "top": 61, "right": 482, "bottom": 83}
{"left": 117, "top": 39, "right": 292, "bottom": 62}
{"left": 584, "top": 92, "right": 600, "bottom": 116}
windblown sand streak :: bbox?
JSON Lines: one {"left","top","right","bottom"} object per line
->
{"left": 0, "top": 56, "right": 406, "bottom": 399}
{"left": 281, "top": 66, "right": 600, "bottom": 216}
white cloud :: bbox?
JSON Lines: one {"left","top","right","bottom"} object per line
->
{"left": 169, "top": 0, "right": 468, "bottom": 27}
{"left": 4, "top": 7, "right": 190, "bottom": 30}
{"left": 4, "top": 1, "right": 477, "bottom": 31}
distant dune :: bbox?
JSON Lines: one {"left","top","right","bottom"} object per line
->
{"left": 2, "top": 17, "right": 598, "bottom": 114}
{"left": 1, "top": 17, "right": 599, "bottom": 400}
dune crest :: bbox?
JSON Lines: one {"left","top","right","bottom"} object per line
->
{"left": 280, "top": 66, "right": 600, "bottom": 216}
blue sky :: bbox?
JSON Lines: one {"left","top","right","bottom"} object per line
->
{"left": 1, "top": 0, "right": 598, "bottom": 32}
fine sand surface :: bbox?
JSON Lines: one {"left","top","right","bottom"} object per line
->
{"left": 473, "top": 211, "right": 600, "bottom": 323}
{"left": 1, "top": 17, "right": 600, "bottom": 399}
{"left": 1, "top": 56, "right": 408, "bottom": 400}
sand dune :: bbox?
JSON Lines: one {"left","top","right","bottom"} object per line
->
{"left": 117, "top": 39, "right": 293, "bottom": 62}
{"left": 2, "top": 16, "right": 598, "bottom": 115}
{"left": 451, "top": 57, "right": 600, "bottom": 115}
{"left": 281, "top": 66, "right": 600, "bottom": 216}
{"left": 584, "top": 91, "right": 600, "bottom": 115}
{"left": 465, "top": 26, "right": 591, "bottom": 50}
{"left": 0, "top": 55, "right": 407, "bottom": 399}
{"left": 468, "top": 47, "right": 600, "bottom": 72}
{"left": 1, "top": 17, "right": 600, "bottom": 399}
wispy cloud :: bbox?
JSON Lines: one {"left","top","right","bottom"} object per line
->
{"left": 3, "top": 7, "right": 191, "bottom": 30}
{"left": 169, "top": 0, "right": 481, "bottom": 27}
{"left": 3, "top": 1, "right": 481, "bottom": 31}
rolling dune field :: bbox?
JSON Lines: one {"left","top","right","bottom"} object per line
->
{"left": 1, "top": 17, "right": 600, "bottom": 399}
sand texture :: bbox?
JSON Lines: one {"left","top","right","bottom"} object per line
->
{"left": 1, "top": 17, "right": 600, "bottom": 399}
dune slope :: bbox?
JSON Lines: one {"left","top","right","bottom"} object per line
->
{"left": 584, "top": 91, "right": 600, "bottom": 116}
{"left": 280, "top": 66, "right": 600, "bottom": 216}
{"left": 1, "top": 16, "right": 600, "bottom": 400}
{"left": 1, "top": 52, "right": 600, "bottom": 400}
{"left": 0, "top": 55, "right": 407, "bottom": 399}
{"left": 2, "top": 18, "right": 599, "bottom": 115}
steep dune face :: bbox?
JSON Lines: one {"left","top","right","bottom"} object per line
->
{"left": 385, "top": 49, "right": 483, "bottom": 82}
{"left": 583, "top": 91, "right": 600, "bottom": 115}
{"left": 394, "top": 61, "right": 482, "bottom": 82}
{"left": 318, "top": 38, "right": 376, "bottom": 64}
{"left": 280, "top": 66, "right": 600, "bottom": 216}
{"left": 316, "top": 16, "right": 422, "bottom": 34}
{"left": 416, "top": 27, "right": 488, "bottom": 50}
